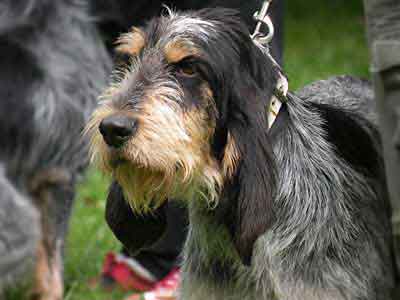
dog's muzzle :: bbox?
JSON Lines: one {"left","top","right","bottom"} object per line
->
{"left": 99, "top": 115, "right": 137, "bottom": 148}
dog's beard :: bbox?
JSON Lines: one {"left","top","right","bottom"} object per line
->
{"left": 114, "top": 162, "right": 178, "bottom": 213}
{"left": 113, "top": 155, "right": 223, "bottom": 213}
{"left": 87, "top": 128, "right": 223, "bottom": 213}
{"left": 86, "top": 138, "right": 179, "bottom": 212}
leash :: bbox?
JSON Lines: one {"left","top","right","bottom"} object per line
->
{"left": 251, "top": 0, "right": 274, "bottom": 48}
{"left": 251, "top": 0, "right": 288, "bottom": 129}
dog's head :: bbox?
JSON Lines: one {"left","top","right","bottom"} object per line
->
{"left": 86, "top": 8, "right": 281, "bottom": 262}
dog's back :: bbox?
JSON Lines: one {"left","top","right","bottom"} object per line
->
{"left": 296, "top": 75, "right": 377, "bottom": 125}
{"left": 298, "top": 74, "right": 400, "bottom": 277}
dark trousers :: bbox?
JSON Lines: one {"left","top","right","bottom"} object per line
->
{"left": 363, "top": 0, "right": 400, "bottom": 294}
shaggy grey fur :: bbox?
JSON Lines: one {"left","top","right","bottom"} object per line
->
{"left": 296, "top": 76, "right": 377, "bottom": 125}
{"left": 0, "top": 166, "right": 40, "bottom": 290}
{"left": 182, "top": 76, "right": 395, "bottom": 300}
{"left": 0, "top": 0, "right": 110, "bottom": 294}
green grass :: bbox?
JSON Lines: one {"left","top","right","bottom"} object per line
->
{"left": 63, "top": 1, "right": 369, "bottom": 299}
{"left": 63, "top": 169, "right": 123, "bottom": 300}
{"left": 285, "top": 0, "right": 369, "bottom": 90}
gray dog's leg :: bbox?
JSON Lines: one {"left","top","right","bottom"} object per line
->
{"left": 0, "top": 165, "right": 40, "bottom": 293}
{"left": 27, "top": 168, "right": 76, "bottom": 300}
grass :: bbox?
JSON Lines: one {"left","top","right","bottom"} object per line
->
{"left": 284, "top": 0, "right": 369, "bottom": 89}
{"left": 33, "top": 1, "right": 373, "bottom": 299}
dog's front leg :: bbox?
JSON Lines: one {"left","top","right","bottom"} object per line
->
{"left": 0, "top": 168, "right": 40, "bottom": 296}
{"left": 29, "top": 168, "right": 75, "bottom": 300}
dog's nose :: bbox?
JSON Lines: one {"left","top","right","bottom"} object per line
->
{"left": 99, "top": 115, "right": 137, "bottom": 148}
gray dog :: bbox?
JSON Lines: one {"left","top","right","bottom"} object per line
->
{"left": 0, "top": 0, "right": 110, "bottom": 298}
{"left": 87, "top": 9, "right": 397, "bottom": 300}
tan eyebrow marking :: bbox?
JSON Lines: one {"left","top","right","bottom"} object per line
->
{"left": 115, "top": 27, "right": 146, "bottom": 56}
{"left": 164, "top": 40, "right": 200, "bottom": 63}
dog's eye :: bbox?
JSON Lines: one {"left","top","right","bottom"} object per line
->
{"left": 180, "top": 66, "right": 196, "bottom": 76}
{"left": 175, "top": 61, "right": 197, "bottom": 77}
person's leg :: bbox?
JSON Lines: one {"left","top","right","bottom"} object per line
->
{"left": 363, "top": 0, "right": 400, "bottom": 294}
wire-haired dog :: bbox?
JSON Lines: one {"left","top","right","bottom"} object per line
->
{"left": 0, "top": 0, "right": 109, "bottom": 298}
{"left": 86, "top": 8, "right": 397, "bottom": 300}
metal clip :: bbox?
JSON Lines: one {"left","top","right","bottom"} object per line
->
{"left": 251, "top": 0, "right": 274, "bottom": 46}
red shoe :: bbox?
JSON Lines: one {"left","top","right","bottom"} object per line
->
{"left": 124, "top": 267, "right": 180, "bottom": 300}
{"left": 101, "top": 252, "right": 157, "bottom": 292}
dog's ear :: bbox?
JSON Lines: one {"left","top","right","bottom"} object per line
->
{"left": 216, "top": 45, "right": 279, "bottom": 265}
{"left": 220, "top": 107, "right": 277, "bottom": 265}
{"left": 105, "top": 181, "right": 167, "bottom": 254}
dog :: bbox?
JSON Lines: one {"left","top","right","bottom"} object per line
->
{"left": 0, "top": 0, "right": 110, "bottom": 299}
{"left": 87, "top": 8, "right": 397, "bottom": 300}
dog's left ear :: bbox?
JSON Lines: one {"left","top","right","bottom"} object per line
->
{"left": 216, "top": 45, "right": 279, "bottom": 265}
{"left": 220, "top": 110, "right": 277, "bottom": 265}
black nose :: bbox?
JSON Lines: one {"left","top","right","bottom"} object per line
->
{"left": 99, "top": 115, "right": 137, "bottom": 148}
